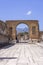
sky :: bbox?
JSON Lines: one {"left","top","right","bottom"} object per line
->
{"left": 0, "top": 0, "right": 43, "bottom": 31}
{"left": 16, "top": 23, "right": 28, "bottom": 28}
{"left": 16, "top": 23, "right": 29, "bottom": 34}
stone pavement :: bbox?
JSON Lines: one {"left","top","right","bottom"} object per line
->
{"left": 0, "top": 43, "right": 43, "bottom": 65}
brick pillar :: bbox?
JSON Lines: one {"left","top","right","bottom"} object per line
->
{"left": 12, "top": 27, "right": 16, "bottom": 40}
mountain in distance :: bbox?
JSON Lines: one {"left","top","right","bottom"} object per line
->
{"left": 16, "top": 27, "right": 29, "bottom": 34}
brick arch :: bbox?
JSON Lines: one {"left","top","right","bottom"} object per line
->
{"left": 16, "top": 22, "right": 30, "bottom": 33}
{"left": 16, "top": 23, "right": 30, "bottom": 40}
{"left": 6, "top": 20, "right": 39, "bottom": 40}
{"left": 15, "top": 21, "right": 30, "bottom": 28}
{"left": 16, "top": 22, "right": 30, "bottom": 29}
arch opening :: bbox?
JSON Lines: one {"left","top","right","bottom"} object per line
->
{"left": 16, "top": 23, "right": 29, "bottom": 42}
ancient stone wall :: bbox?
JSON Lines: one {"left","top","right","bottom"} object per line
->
{"left": 6, "top": 20, "right": 39, "bottom": 40}
{"left": 0, "top": 20, "right": 9, "bottom": 44}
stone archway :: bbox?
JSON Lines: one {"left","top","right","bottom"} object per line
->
{"left": 6, "top": 20, "right": 39, "bottom": 40}
{"left": 16, "top": 23, "right": 29, "bottom": 42}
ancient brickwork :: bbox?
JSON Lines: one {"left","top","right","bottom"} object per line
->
{"left": 0, "top": 20, "right": 9, "bottom": 44}
{"left": 6, "top": 20, "right": 39, "bottom": 40}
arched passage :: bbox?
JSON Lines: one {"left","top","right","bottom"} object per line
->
{"left": 16, "top": 23, "right": 29, "bottom": 42}
{"left": 6, "top": 20, "right": 39, "bottom": 41}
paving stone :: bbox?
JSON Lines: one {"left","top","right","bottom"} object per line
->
{"left": 0, "top": 43, "right": 43, "bottom": 65}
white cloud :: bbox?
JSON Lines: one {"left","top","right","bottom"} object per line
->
{"left": 26, "top": 11, "right": 32, "bottom": 15}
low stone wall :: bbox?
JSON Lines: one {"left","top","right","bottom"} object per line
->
{"left": 0, "top": 34, "right": 9, "bottom": 45}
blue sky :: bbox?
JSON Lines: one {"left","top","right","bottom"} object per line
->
{"left": 0, "top": 0, "right": 43, "bottom": 31}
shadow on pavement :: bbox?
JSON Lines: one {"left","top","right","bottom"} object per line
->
{"left": 0, "top": 57, "right": 17, "bottom": 59}
{"left": 0, "top": 57, "right": 17, "bottom": 60}
{"left": 0, "top": 43, "right": 15, "bottom": 49}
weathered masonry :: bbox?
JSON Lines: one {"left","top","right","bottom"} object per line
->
{"left": 0, "top": 20, "right": 43, "bottom": 43}
{"left": 6, "top": 20, "right": 39, "bottom": 40}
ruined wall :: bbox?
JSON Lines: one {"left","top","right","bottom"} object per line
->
{"left": 39, "top": 31, "right": 43, "bottom": 41}
{"left": 0, "top": 20, "right": 9, "bottom": 44}
{"left": 6, "top": 20, "right": 39, "bottom": 40}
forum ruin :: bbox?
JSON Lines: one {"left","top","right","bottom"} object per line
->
{"left": 0, "top": 20, "right": 43, "bottom": 44}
